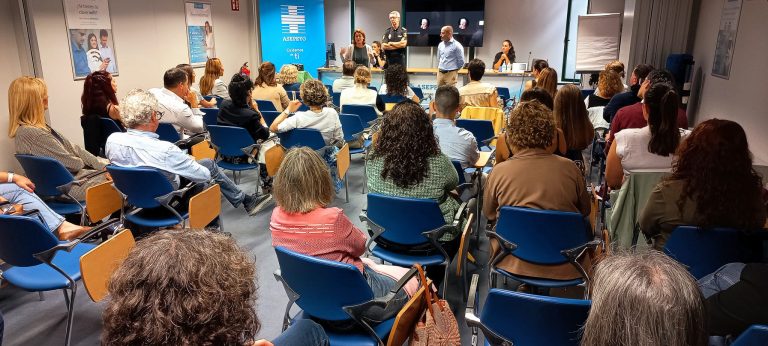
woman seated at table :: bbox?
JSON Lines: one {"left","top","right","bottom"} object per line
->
{"left": 639, "top": 119, "right": 766, "bottom": 249}
{"left": 271, "top": 147, "right": 419, "bottom": 330}
{"left": 605, "top": 82, "right": 690, "bottom": 189}
{"left": 0, "top": 171, "right": 90, "bottom": 240}
{"left": 9, "top": 77, "right": 109, "bottom": 202}
{"left": 339, "top": 66, "right": 384, "bottom": 116}
{"left": 483, "top": 100, "right": 591, "bottom": 282}
{"left": 252, "top": 62, "right": 290, "bottom": 112}
{"left": 378, "top": 64, "right": 419, "bottom": 103}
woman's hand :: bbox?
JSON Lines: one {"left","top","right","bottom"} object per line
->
{"left": 286, "top": 100, "right": 302, "bottom": 113}
{"left": 13, "top": 174, "right": 35, "bottom": 192}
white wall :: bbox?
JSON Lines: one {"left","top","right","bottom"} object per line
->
{"left": 0, "top": 0, "right": 27, "bottom": 171}
{"left": 324, "top": 0, "right": 350, "bottom": 62}
{"left": 354, "top": 0, "right": 398, "bottom": 46}
{"left": 23, "top": 0, "right": 256, "bottom": 148}
{"left": 690, "top": 0, "right": 768, "bottom": 164}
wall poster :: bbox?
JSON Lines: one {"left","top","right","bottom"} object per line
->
{"left": 185, "top": 2, "right": 216, "bottom": 66}
{"left": 63, "top": 0, "right": 118, "bottom": 80}
{"left": 712, "top": 0, "right": 743, "bottom": 79}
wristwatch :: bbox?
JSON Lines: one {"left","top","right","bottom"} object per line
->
{"left": 6, "top": 171, "right": 13, "bottom": 183}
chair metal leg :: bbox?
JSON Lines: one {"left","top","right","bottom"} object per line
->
{"left": 62, "top": 289, "right": 70, "bottom": 309}
{"left": 344, "top": 178, "right": 349, "bottom": 203}
{"left": 63, "top": 285, "right": 77, "bottom": 346}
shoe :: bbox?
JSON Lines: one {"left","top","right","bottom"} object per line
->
{"left": 243, "top": 193, "right": 273, "bottom": 216}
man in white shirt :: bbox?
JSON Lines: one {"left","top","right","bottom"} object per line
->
{"left": 431, "top": 85, "right": 479, "bottom": 168}
{"left": 149, "top": 68, "right": 204, "bottom": 134}
{"left": 437, "top": 26, "right": 465, "bottom": 87}
{"left": 332, "top": 60, "right": 357, "bottom": 93}
{"left": 106, "top": 89, "right": 272, "bottom": 216}
{"left": 98, "top": 29, "right": 116, "bottom": 74}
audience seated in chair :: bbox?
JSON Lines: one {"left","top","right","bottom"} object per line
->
{"left": 378, "top": 64, "right": 419, "bottom": 103}
{"left": 606, "top": 69, "right": 688, "bottom": 153}
{"left": 252, "top": 62, "right": 290, "bottom": 112}
{"left": 605, "top": 82, "right": 691, "bottom": 189}
{"left": 483, "top": 100, "right": 592, "bottom": 282}
{"left": 431, "top": 85, "right": 479, "bottom": 168}
{"left": 270, "top": 80, "right": 344, "bottom": 147}
{"left": 553, "top": 84, "right": 594, "bottom": 163}
{"left": 270, "top": 147, "right": 420, "bottom": 329}
{"left": 105, "top": 89, "right": 272, "bottom": 216}
{"left": 0, "top": 171, "right": 90, "bottom": 240}
{"left": 523, "top": 59, "right": 549, "bottom": 91}
{"left": 9, "top": 76, "right": 110, "bottom": 202}
{"left": 495, "top": 88, "right": 563, "bottom": 164}
{"left": 536, "top": 67, "right": 558, "bottom": 99}
{"left": 459, "top": 59, "right": 498, "bottom": 108}
{"left": 639, "top": 119, "right": 766, "bottom": 249}
{"left": 581, "top": 251, "right": 707, "bottom": 346}
{"left": 217, "top": 73, "right": 270, "bottom": 143}
{"left": 339, "top": 66, "right": 384, "bottom": 116}
{"left": 101, "top": 230, "right": 329, "bottom": 346}
{"left": 278, "top": 64, "right": 301, "bottom": 95}
{"left": 177, "top": 63, "right": 216, "bottom": 109}
{"left": 149, "top": 67, "right": 205, "bottom": 134}
{"left": 332, "top": 60, "right": 357, "bottom": 93}
{"left": 80, "top": 70, "right": 123, "bottom": 156}
{"left": 602, "top": 63, "right": 654, "bottom": 123}
{"left": 584, "top": 70, "right": 624, "bottom": 109}
{"left": 199, "top": 57, "right": 229, "bottom": 101}
{"left": 699, "top": 263, "right": 768, "bottom": 340}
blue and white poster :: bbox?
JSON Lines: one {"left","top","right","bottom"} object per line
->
{"left": 258, "top": 0, "right": 326, "bottom": 75}
{"left": 185, "top": 2, "right": 215, "bottom": 66}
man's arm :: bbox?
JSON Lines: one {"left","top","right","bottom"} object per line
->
{"left": 175, "top": 107, "right": 205, "bottom": 133}
{"left": 164, "top": 147, "right": 211, "bottom": 183}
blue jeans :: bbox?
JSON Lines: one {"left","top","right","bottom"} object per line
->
{"left": 698, "top": 262, "right": 745, "bottom": 299}
{"left": 273, "top": 319, "right": 329, "bottom": 346}
{"left": 0, "top": 183, "right": 64, "bottom": 232}
{"left": 197, "top": 159, "right": 246, "bottom": 207}
{"left": 363, "top": 265, "right": 410, "bottom": 324}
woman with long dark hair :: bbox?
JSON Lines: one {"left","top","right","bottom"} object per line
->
{"left": 378, "top": 64, "right": 419, "bottom": 102}
{"left": 640, "top": 119, "right": 766, "bottom": 249}
{"left": 553, "top": 84, "right": 594, "bottom": 162}
{"left": 81, "top": 70, "right": 121, "bottom": 155}
{"left": 605, "top": 82, "right": 689, "bottom": 189}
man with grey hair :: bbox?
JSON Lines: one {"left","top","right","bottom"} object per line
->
{"left": 106, "top": 89, "right": 272, "bottom": 216}
{"left": 437, "top": 25, "right": 464, "bottom": 87}
{"left": 431, "top": 85, "right": 478, "bottom": 168}
{"left": 381, "top": 10, "right": 407, "bottom": 68}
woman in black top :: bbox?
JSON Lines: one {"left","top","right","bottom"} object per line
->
{"left": 217, "top": 73, "right": 269, "bottom": 143}
{"left": 492, "top": 40, "right": 516, "bottom": 71}
{"left": 80, "top": 70, "right": 122, "bottom": 156}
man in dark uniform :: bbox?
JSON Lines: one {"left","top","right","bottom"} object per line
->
{"left": 382, "top": 10, "right": 408, "bottom": 68}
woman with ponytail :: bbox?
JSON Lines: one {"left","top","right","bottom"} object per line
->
{"left": 605, "top": 82, "right": 690, "bottom": 188}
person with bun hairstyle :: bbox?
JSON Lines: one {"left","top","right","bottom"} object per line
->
{"left": 217, "top": 73, "right": 269, "bottom": 143}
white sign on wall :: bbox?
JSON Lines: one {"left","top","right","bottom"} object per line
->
{"left": 63, "top": 0, "right": 119, "bottom": 79}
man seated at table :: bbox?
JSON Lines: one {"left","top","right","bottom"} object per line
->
{"left": 332, "top": 61, "right": 357, "bottom": 93}
{"left": 106, "top": 89, "right": 272, "bottom": 216}
{"left": 459, "top": 59, "right": 498, "bottom": 108}
{"left": 432, "top": 85, "right": 479, "bottom": 168}
{"left": 149, "top": 67, "right": 204, "bottom": 134}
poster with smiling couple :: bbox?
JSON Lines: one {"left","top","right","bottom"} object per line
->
{"left": 64, "top": 0, "right": 119, "bottom": 80}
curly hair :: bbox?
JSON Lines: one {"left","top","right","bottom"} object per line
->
{"left": 597, "top": 70, "right": 624, "bottom": 99}
{"left": 668, "top": 119, "right": 764, "bottom": 229}
{"left": 82, "top": 70, "right": 118, "bottom": 116}
{"left": 384, "top": 64, "right": 410, "bottom": 97}
{"left": 102, "top": 230, "right": 259, "bottom": 346}
{"left": 369, "top": 100, "right": 440, "bottom": 188}
{"left": 604, "top": 60, "right": 626, "bottom": 77}
{"left": 200, "top": 58, "right": 224, "bottom": 95}
{"left": 506, "top": 100, "right": 555, "bottom": 150}
{"left": 300, "top": 79, "right": 328, "bottom": 107}
{"left": 279, "top": 64, "right": 299, "bottom": 85}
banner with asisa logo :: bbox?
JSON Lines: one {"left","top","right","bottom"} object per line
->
{"left": 258, "top": 0, "right": 326, "bottom": 74}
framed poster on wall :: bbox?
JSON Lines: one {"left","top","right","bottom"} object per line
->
{"left": 712, "top": 0, "right": 742, "bottom": 79}
{"left": 63, "top": 0, "right": 119, "bottom": 80}
{"left": 185, "top": 2, "right": 216, "bottom": 66}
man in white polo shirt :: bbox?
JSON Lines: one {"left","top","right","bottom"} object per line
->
{"left": 148, "top": 68, "right": 204, "bottom": 134}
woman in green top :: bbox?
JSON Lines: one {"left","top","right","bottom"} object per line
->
{"left": 366, "top": 100, "right": 460, "bottom": 242}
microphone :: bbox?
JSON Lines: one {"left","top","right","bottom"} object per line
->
{"left": 527, "top": 51, "right": 532, "bottom": 67}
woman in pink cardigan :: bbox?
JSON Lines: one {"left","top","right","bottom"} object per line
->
{"left": 270, "top": 147, "right": 419, "bottom": 327}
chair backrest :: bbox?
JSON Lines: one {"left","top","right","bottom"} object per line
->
{"left": 265, "top": 145, "right": 286, "bottom": 177}
{"left": 100, "top": 117, "right": 124, "bottom": 138}
{"left": 366, "top": 194, "right": 446, "bottom": 245}
{"left": 496, "top": 87, "right": 511, "bottom": 100}
{"left": 456, "top": 119, "right": 496, "bottom": 143}
{"left": 261, "top": 110, "right": 281, "bottom": 127}
{"left": 332, "top": 92, "right": 341, "bottom": 107}
{"left": 452, "top": 160, "right": 466, "bottom": 185}
{"left": 324, "top": 84, "right": 333, "bottom": 96}
{"left": 80, "top": 229, "right": 135, "bottom": 302}
{"left": 607, "top": 171, "right": 669, "bottom": 249}
{"left": 337, "top": 144, "right": 350, "bottom": 180}
{"left": 207, "top": 125, "right": 256, "bottom": 157}
{"left": 480, "top": 288, "right": 591, "bottom": 346}
{"left": 106, "top": 165, "right": 176, "bottom": 209}
{"left": 85, "top": 181, "right": 122, "bottom": 223}
{"left": 156, "top": 123, "right": 181, "bottom": 143}
{"left": 367, "top": 86, "right": 378, "bottom": 92}
{"left": 200, "top": 108, "right": 219, "bottom": 127}
{"left": 339, "top": 114, "right": 365, "bottom": 142}
{"left": 0, "top": 215, "right": 60, "bottom": 267}
{"left": 255, "top": 99, "right": 278, "bottom": 112}
{"left": 297, "top": 103, "right": 310, "bottom": 112}
{"left": 204, "top": 95, "right": 224, "bottom": 105}
{"left": 380, "top": 94, "right": 407, "bottom": 105}
{"left": 495, "top": 206, "right": 591, "bottom": 265}
{"left": 411, "top": 86, "right": 424, "bottom": 100}
{"left": 15, "top": 154, "right": 76, "bottom": 198}
{"left": 278, "top": 128, "right": 326, "bottom": 150}
{"left": 341, "top": 104, "right": 378, "bottom": 125}
{"left": 189, "top": 184, "right": 221, "bottom": 229}
{"left": 664, "top": 226, "right": 758, "bottom": 279}
{"left": 460, "top": 107, "right": 504, "bottom": 143}
{"left": 732, "top": 325, "right": 768, "bottom": 346}
{"left": 190, "top": 140, "right": 217, "bottom": 161}
{"left": 274, "top": 246, "right": 373, "bottom": 321}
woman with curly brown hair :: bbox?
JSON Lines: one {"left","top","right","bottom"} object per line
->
{"left": 585, "top": 70, "right": 624, "bottom": 108}
{"left": 639, "top": 119, "right": 766, "bottom": 249}
{"left": 378, "top": 64, "right": 419, "bottom": 102}
{"left": 102, "top": 230, "right": 329, "bottom": 346}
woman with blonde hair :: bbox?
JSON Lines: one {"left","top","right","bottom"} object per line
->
{"left": 339, "top": 65, "right": 384, "bottom": 115}
{"left": 8, "top": 77, "right": 109, "bottom": 201}
{"left": 585, "top": 70, "right": 624, "bottom": 108}
{"left": 341, "top": 29, "right": 375, "bottom": 67}
{"left": 553, "top": 84, "right": 594, "bottom": 162}
{"left": 279, "top": 64, "right": 301, "bottom": 97}
{"left": 536, "top": 67, "right": 558, "bottom": 98}
{"left": 199, "top": 57, "right": 229, "bottom": 100}
{"left": 252, "top": 61, "right": 290, "bottom": 112}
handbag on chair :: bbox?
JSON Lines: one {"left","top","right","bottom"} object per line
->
{"left": 409, "top": 264, "right": 460, "bottom": 346}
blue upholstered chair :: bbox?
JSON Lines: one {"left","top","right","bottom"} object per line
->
{"left": 456, "top": 119, "right": 496, "bottom": 151}
{"left": 732, "top": 325, "right": 768, "bottom": 346}
{"left": 664, "top": 226, "right": 761, "bottom": 279}
{"left": 255, "top": 99, "right": 278, "bottom": 112}
{"left": 496, "top": 86, "right": 511, "bottom": 105}
{"left": 278, "top": 128, "right": 327, "bottom": 151}
{"left": 465, "top": 274, "right": 591, "bottom": 346}
{"left": 488, "top": 207, "right": 599, "bottom": 293}
{"left": 332, "top": 92, "right": 341, "bottom": 107}
{"left": 155, "top": 123, "right": 181, "bottom": 143}
{"left": 206, "top": 125, "right": 260, "bottom": 184}
{"left": 411, "top": 86, "right": 424, "bottom": 100}
{"left": 261, "top": 110, "right": 281, "bottom": 127}
{"left": 200, "top": 107, "right": 219, "bottom": 128}
{"left": 274, "top": 246, "right": 415, "bottom": 346}
{"left": 341, "top": 104, "right": 378, "bottom": 127}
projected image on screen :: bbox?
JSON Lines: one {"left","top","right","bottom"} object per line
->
{"left": 405, "top": 0, "right": 485, "bottom": 47}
